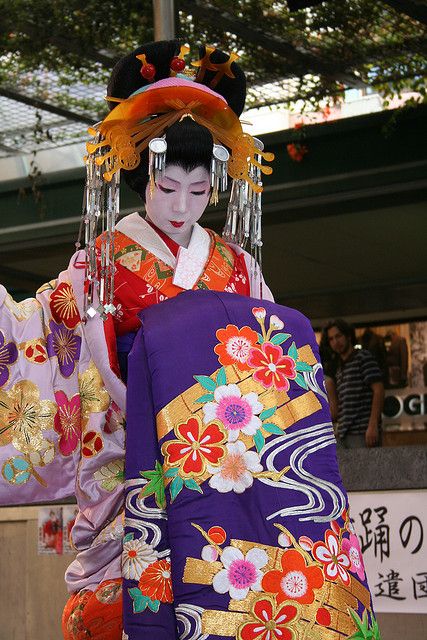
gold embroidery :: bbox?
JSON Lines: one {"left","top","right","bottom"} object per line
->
{"left": 0, "top": 380, "right": 56, "bottom": 453}
{"left": 157, "top": 367, "right": 320, "bottom": 441}
{"left": 79, "top": 361, "right": 110, "bottom": 418}
{"left": 4, "top": 293, "right": 41, "bottom": 322}
{"left": 202, "top": 610, "right": 248, "bottom": 636}
{"left": 183, "top": 557, "right": 222, "bottom": 584}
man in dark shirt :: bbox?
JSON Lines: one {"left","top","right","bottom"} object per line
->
{"left": 325, "top": 319, "right": 384, "bottom": 448}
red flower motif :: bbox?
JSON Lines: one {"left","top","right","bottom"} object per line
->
{"left": 138, "top": 559, "right": 173, "bottom": 603}
{"left": 312, "top": 530, "right": 351, "bottom": 585}
{"left": 162, "top": 416, "right": 226, "bottom": 477}
{"left": 238, "top": 595, "right": 299, "bottom": 640}
{"left": 247, "top": 343, "right": 297, "bottom": 392}
{"left": 54, "top": 391, "right": 81, "bottom": 456}
{"left": 262, "top": 549, "right": 324, "bottom": 605}
{"left": 215, "top": 325, "right": 259, "bottom": 371}
{"left": 50, "top": 282, "right": 80, "bottom": 329}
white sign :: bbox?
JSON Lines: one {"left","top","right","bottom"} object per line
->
{"left": 348, "top": 490, "right": 427, "bottom": 614}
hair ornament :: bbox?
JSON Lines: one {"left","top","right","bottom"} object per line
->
{"left": 210, "top": 144, "right": 229, "bottom": 206}
{"left": 192, "top": 47, "right": 239, "bottom": 88}
{"left": 148, "top": 137, "right": 167, "bottom": 198}
{"left": 170, "top": 44, "right": 190, "bottom": 75}
{"left": 136, "top": 54, "right": 156, "bottom": 81}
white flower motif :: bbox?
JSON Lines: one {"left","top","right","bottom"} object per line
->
{"left": 208, "top": 440, "right": 262, "bottom": 494}
{"left": 270, "top": 315, "right": 284, "bottom": 330}
{"left": 213, "top": 546, "right": 268, "bottom": 600}
{"left": 122, "top": 537, "right": 158, "bottom": 581}
{"left": 203, "top": 384, "right": 263, "bottom": 442}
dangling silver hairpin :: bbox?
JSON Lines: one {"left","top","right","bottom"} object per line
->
{"left": 222, "top": 137, "right": 265, "bottom": 297}
{"left": 210, "top": 144, "right": 229, "bottom": 206}
{"left": 148, "top": 137, "right": 167, "bottom": 198}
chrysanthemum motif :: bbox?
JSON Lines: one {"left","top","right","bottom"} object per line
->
{"left": 122, "top": 537, "right": 158, "bottom": 581}
{"left": 203, "top": 384, "right": 263, "bottom": 442}
{"left": 213, "top": 546, "right": 268, "bottom": 601}
{"left": 138, "top": 559, "right": 173, "bottom": 603}
{"left": 208, "top": 440, "right": 262, "bottom": 494}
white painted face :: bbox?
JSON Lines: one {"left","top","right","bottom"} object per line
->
{"left": 145, "top": 164, "right": 211, "bottom": 248}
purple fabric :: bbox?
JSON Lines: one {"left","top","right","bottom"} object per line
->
{"left": 124, "top": 290, "right": 377, "bottom": 640}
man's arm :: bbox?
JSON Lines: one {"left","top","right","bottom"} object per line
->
{"left": 366, "top": 381, "right": 384, "bottom": 447}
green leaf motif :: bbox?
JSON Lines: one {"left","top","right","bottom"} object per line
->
{"left": 259, "top": 406, "right": 277, "bottom": 421}
{"left": 262, "top": 423, "right": 283, "bottom": 435}
{"left": 123, "top": 532, "right": 134, "bottom": 544}
{"left": 194, "top": 375, "right": 217, "bottom": 392}
{"left": 270, "top": 333, "right": 291, "bottom": 345}
{"left": 254, "top": 428, "right": 265, "bottom": 453}
{"left": 164, "top": 467, "right": 179, "bottom": 478}
{"left": 288, "top": 341, "right": 298, "bottom": 361}
{"left": 140, "top": 460, "right": 166, "bottom": 509}
{"left": 216, "top": 367, "right": 227, "bottom": 386}
{"left": 170, "top": 476, "right": 184, "bottom": 502}
{"left": 257, "top": 332, "right": 264, "bottom": 344}
{"left": 128, "top": 588, "right": 160, "bottom": 614}
{"left": 294, "top": 372, "right": 308, "bottom": 390}
{"left": 295, "top": 361, "right": 312, "bottom": 372}
{"left": 184, "top": 478, "right": 203, "bottom": 493}
{"left": 195, "top": 393, "right": 215, "bottom": 404}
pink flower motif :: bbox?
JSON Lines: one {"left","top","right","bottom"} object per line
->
{"left": 54, "top": 391, "right": 81, "bottom": 456}
{"left": 213, "top": 546, "right": 268, "bottom": 600}
{"left": 342, "top": 534, "right": 365, "bottom": 581}
{"left": 247, "top": 343, "right": 297, "bottom": 392}
{"left": 312, "top": 530, "right": 351, "bottom": 586}
{"left": 203, "top": 384, "right": 263, "bottom": 441}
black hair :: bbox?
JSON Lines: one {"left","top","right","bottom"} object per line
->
{"left": 320, "top": 319, "right": 356, "bottom": 377}
{"left": 106, "top": 40, "right": 246, "bottom": 200}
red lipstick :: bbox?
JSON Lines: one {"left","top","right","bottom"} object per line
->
{"left": 170, "top": 221, "right": 184, "bottom": 228}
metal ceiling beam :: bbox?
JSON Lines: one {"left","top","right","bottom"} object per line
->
{"left": 179, "top": 0, "right": 366, "bottom": 88}
{"left": 382, "top": 0, "right": 427, "bottom": 25}
{"left": 6, "top": 19, "right": 118, "bottom": 67}
{"left": 0, "top": 88, "right": 95, "bottom": 125}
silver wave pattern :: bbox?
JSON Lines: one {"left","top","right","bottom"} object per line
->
{"left": 176, "top": 604, "right": 208, "bottom": 640}
{"left": 259, "top": 422, "right": 346, "bottom": 523}
{"left": 125, "top": 477, "right": 169, "bottom": 557}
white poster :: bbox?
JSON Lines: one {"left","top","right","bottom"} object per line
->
{"left": 348, "top": 490, "right": 427, "bottom": 613}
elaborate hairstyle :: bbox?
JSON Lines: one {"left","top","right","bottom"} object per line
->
{"left": 106, "top": 40, "right": 247, "bottom": 200}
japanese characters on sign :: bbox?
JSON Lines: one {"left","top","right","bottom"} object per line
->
{"left": 348, "top": 490, "right": 427, "bottom": 613}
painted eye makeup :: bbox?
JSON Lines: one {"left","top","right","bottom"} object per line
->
{"left": 158, "top": 184, "right": 175, "bottom": 194}
{"left": 190, "top": 190, "right": 207, "bottom": 196}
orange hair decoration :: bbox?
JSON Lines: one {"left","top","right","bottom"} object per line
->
{"left": 86, "top": 83, "right": 274, "bottom": 189}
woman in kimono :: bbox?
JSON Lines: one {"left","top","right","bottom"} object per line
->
{"left": 0, "top": 39, "right": 380, "bottom": 640}
{"left": 0, "top": 40, "right": 272, "bottom": 640}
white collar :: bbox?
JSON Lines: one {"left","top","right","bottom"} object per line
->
{"left": 116, "top": 212, "right": 176, "bottom": 267}
{"left": 116, "top": 213, "right": 212, "bottom": 289}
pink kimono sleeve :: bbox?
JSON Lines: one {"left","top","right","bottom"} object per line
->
{"left": 0, "top": 274, "right": 82, "bottom": 505}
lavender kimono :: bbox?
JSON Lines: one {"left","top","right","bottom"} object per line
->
{"left": 123, "top": 291, "right": 379, "bottom": 640}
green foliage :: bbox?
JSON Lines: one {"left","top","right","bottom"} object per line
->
{"left": 0, "top": 0, "right": 425, "bottom": 116}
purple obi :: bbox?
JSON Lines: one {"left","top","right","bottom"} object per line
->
{"left": 123, "top": 290, "right": 380, "bottom": 640}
